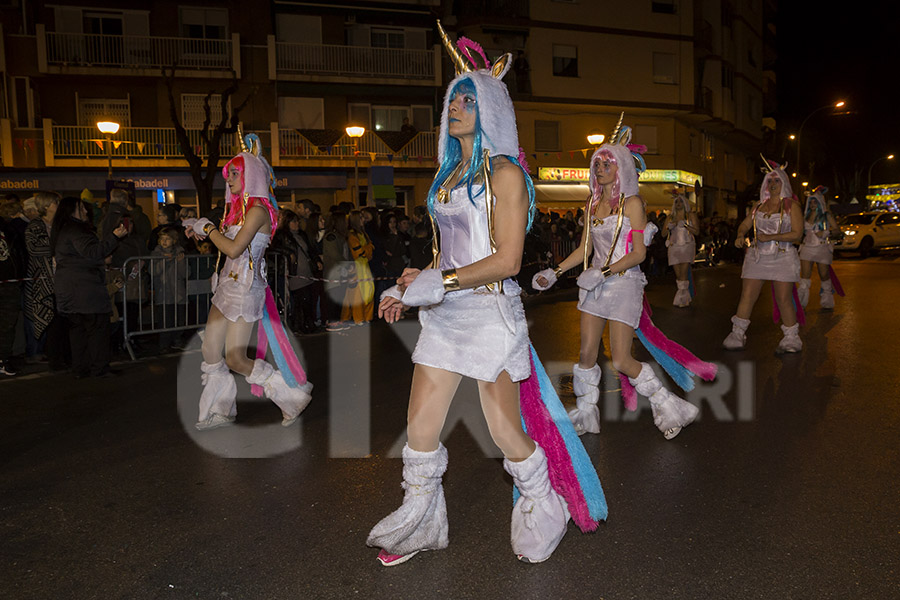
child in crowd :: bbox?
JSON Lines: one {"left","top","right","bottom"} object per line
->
{"left": 151, "top": 227, "right": 187, "bottom": 350}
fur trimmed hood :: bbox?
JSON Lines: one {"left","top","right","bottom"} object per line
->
{"left": 589, "top": 143, "right": 640, "bottom": 198}
{"left": 759, "top": 167, "right": 793, "bottom": 204}
{"left": 437, "top": 67, "right": 518, "bottom": 163}
{"left": 225, "top": 151, "right": 274, "bottom": 203}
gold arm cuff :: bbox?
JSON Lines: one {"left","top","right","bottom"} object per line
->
{"left": 600, "top": 266, "right": 612, "bottom": 279}
{"left": 552, "top": 266, "right": 563, "bottom": 279}
{"left": 441, "top": 268, "right": 461, "bottom": 292}
{"left": 203, "top": 223, "right": 216, "bottom": 236}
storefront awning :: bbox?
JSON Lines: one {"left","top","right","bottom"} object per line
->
{"left": 534, "top": 183, "right": 590, "bottom": 209}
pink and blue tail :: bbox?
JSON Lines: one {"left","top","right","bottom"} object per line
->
{"left": 771, "top": 284, "right": 806, "bottom": 326}
{"left": 251, "top": 286, "right": 309, "bottom": 397}
{"left": 828, "top": 266, "right": 845, "bottom": 297}
{"left": 517, "top": 345, "right": 607, "bottom": 532}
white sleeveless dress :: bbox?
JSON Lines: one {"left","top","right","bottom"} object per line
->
{"left": 798, "top": 221, "right": 833, "bottom": 264}
{"left": 577, "top": 214, "right": 655, "bottom": 329}
{"left": 741, "top": 210, "right": 800, "bottom": 282}
{"left": 666, "top": 220, "right": 696, "bottom": 265}
{"left": 211, "top": 225, "right": 270, "bottom": 322}
{"left": 411, "top": 185, "right": 531, "bottom": 383}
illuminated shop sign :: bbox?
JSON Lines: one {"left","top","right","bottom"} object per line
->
{"left": 538, "top": 168, "right": 701, "bottom": 186}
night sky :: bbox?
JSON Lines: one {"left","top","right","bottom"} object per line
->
{"left": 777, "top": 3, "right": 900, "bottom": 199}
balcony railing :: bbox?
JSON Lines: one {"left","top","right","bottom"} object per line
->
{"left": 45, "top": 32, "right": 234, "bottom": 71}
{"left": 279, "top": 130, "right": 436, "bottom": 160}
{"left": 275, "top": 42, "right": 435, "bottom": 80}
{"left": 52, "top": 126, "right": 241, "bottom": 159}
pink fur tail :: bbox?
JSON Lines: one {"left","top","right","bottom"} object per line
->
{"left": 619, "top": 373, "right": 637, "bottom": 411}
{"left": 637, "top": 307, "right": 718, "bottom": 382}
{"left": 829, "top": 266, "right": 845, "bottom": 296}
{"left": 792, "top": 285, "right": 806, "bottom": 326}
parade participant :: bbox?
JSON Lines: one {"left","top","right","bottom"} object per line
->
{"left": 722, "top": 158, "right": 804, "bottom": 353}
{"left": 798, "top": 186, "right": 843, "bottom": 309}
{"left": 189, "top": 129, "right": 312, "bottom": 431}
{"left": 368, "top": 22, "right": 606, "bottom": 567}
{"left": 662, "top": 193, "right": 699, "bottom": 307}
{"left": 533, "top": 115, "right": 715, "bottom": 440}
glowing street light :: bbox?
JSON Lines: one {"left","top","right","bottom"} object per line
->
{"left": 867, "top": 154, "right": 895, "bottom": 191}
{"left": 345, "top": 125, "right": 366, "bottom": 207}
{"left": 789, "top": 134, "right": 796, "bottom": 140}
{"left": 97, "top": 121, "right": 120, "bottom": 179}
{"left": 802, "top": 182, "right": 809, "bottom": 187}
{"left": 586, "top": 132, "right": 605, "bottom": 146}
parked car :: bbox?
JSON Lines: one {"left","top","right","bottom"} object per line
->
{"left": 834, "top": 212, "right": 900, "bottom": 257}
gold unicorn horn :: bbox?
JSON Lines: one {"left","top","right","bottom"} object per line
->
{"left": 759, "top": 153, "right": 775, "bottom": 172}
{"left": 437, "top": 20, "right": 470, "bottom": 76}
{"left": 609, "top": 112, "right": 625, "bottom": 144}
{"left": 237, "top": 122, "right": 249, "bottom": 153}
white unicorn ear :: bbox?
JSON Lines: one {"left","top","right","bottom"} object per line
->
{"left": 491, "top": 53, "right": 512, "bottom": 79}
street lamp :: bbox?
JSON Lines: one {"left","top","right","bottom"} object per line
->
{"left": 345, "top": 125, "right": 365, "bottom": 207}
{"left": 795, "top": 100, "right": 846, "bottom": 180}
{"left": 97, "top": 121, "right": 120, "bottom": 180}
{"left": 867, "top": 153, "right": 894, "bottom": 191}
{"left": 586, "top": 131, "right": 605, "bottom": 146}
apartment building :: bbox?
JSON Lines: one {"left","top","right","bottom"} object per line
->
{"left": 447, "top": 0, "right": 771, "bottom": 217}
{"left": 0, "top": 0, "right": 444, "bottom": 216}
{"left": 0, "top": 0, "right": 773, "bottom": 220}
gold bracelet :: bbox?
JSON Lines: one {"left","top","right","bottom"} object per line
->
{"left": 552, "top": 265, "right": 563, "bottom": 278}
{"left": 203, "top": 223, "right": 216, "bottom": 236}
{"left": 441, "top": 268, "right": 461, "bottom": 291}
{"left": 601, "top": 266, "right": 612, "bottom": 278}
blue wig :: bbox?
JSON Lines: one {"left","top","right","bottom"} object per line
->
{"left": 427, "top": 77, "right": 536, "bottom": 231}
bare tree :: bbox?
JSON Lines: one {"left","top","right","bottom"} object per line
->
{"left": 164, "top": 67, "right": 256, "bottom": 215}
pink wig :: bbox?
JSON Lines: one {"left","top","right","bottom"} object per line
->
{"left": 588, "top": 148, "right": 622, "bottom": 212}
{"left": 221, "top": 155, "right": 278, "bottom": 236}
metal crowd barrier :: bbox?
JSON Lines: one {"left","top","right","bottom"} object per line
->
{"left": 120, "top": 253, "right": 288, "bottom": 361}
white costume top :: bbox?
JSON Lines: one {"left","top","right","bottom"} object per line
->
{"left": 742, "top": 207, "right": 800, "bottom": 282}
{"left": 666, "top": 219, "right": 697, "bottom": 265}
{"left": 798, "top": 220, "right": 833, "bottom": 264}
{"left": 211, "top": 225, "right": 270, "bottom": 322}
{"left": 411, "top": 185, "right": 530, "bottom": 382}
{"left": 577, "top": 213, "right": 656, "bottom": 329}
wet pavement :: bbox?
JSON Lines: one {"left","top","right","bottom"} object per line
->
{"left": 2, "top": 257, "right": 899, "bottom": 599}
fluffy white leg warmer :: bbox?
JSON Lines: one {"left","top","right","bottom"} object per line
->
{"left": 196, "top": 360, "right": 237, "bottom": 430}
{"left": 245, "top": 359, "right": 313, "bottom": 426}
{"left": 798, "top": 278, "right": 811, "bottom": 308}
{"left": 776, "top": 323, "right": 803, "bottom": 354}
{"left": 629, "top": 363, "right": 699, "bottom": 440}
{"left": 819, "top": 279, "right": 834, "bottom": 309}
{"left": 568, "top": 363, "right": 602, "bottom": 435}
{"left": 723, "top": 315, "right": 750, "bottom": 350}
{"left": 504, "top": 444, "right": 570, "bottom": 563}
{"left": 674, "top": 280, "right": 691, "bottom": 307}
{"left": 367, "top": 443, "right": 450, "bottom": 556}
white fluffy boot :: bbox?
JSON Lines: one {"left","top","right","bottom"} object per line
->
{"left": 798, "top": 278, "right": 811, "bottom": 308}
{"left": 674, "top": 280, "right": 691, "bottom": 307}
{"left": 723, "top": 315, "right": 750, "bottom": 350}
{"left": 819, "top": 279, "right": 835, "bottom": 310}
{"left": 504, "top": 444, "right": 570, "bottom": 563}
{"left": 367, "top": 443, "right": 449, "bottom": 562}
{"left": 196, "top": 360, "right": 237, "bottom": 430}
{"left": 568, "top": 363, "right": 601, "bottom": 435}
{"left": 629, "top": 363, "right": 699, "bottom": 440}
{"left": 245, "top": 359, "right": 313, "bottom": 426}
{"left": 776, "top": 323, "right": 803, "bottom": 354}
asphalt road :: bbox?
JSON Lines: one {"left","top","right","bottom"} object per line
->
{"left": 2, "top": 256, "right": 898, "bottom": 600}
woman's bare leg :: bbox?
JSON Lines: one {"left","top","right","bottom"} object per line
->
{"left": 608, "top": 320, "right": 641, "bottom": 379}
{"left": 478, "top": 371, "right": 534, "bottom": 461}
{"left": 772, "top": 281, "right": 797, "bottom": 327}
{"left": 578, "top": 311, "right": 607, "bottom": 369}
{"left": 406, "top": 364, "right": 462, "bottom": 452}
{"left": 735, "top": 278, "right": 765, "bottom": 320}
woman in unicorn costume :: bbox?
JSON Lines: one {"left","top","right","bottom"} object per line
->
{"left": 798, "top": 186, "right": 843, "bottom": 309}
{"left": 662, "top": 193, "right": 699, "bottom": 307}
{"left": 722, "top": 159, "right": 804, "bottom": 353}
{"left": 368, "top": 21, "right": 606, "bottom": 566}
{"left": 189, "top": 131, "right": 312, "bottom": 431}
{"left": 533, "top": 116, "right": 715, "bottom": 440}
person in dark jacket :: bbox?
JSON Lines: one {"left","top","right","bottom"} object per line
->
{"left": 51, "top": 197, "right": 127, "bottom": 377}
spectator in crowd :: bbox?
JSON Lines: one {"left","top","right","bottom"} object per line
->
{"left": 322, "top": 211, "right": 353, "bottom": 331}
{"left": 362, "top": 206, "right": 389, "bottom": 301}
{"left": 306, "top": 210, "right": 325, "bottom": 327}
{"left": 272, "top": 209, "right": 318, "bottom": 334}
{"left": 401, "top": 117, "right": 417, "bottom": 135}
{"left": 343, "top": 209, "right": 375, "bottom": 325}
{"left": 127, "top": 195, "right": 152, "bottom": 248}
{"left": 1, "top": 196, "right": 29, "bottom": 276}
{"left": 24, "top": 192, "right": 65, "bottom": 367}
{"left": 206, "top": 198, "right": 226, "bottom": 228}
{"left": 150, "top": 227, "right": 187, "bottom": 351}
{"left": 382, "top": 212, "right": 407, "bottom": 280}
{"left": 149, "top": 204, "right": 179, "bottom": 251}
{"left": 0, "top": 203, "right": 25, "bottom": 376}
{"left": 51, "top": 197, "right": 127, "bottom": 378}
{"left": 22, "top": 196, "right": 39, "bottom": 222}
{"left": 188, "top": 239, "right": 217, "bottom": 326}
{"left": 408, "top": 220, "right": 433, "bottom": 271}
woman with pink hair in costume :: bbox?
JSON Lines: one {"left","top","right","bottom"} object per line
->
{"left": 798, "top": 186, "right": 842, "bottom": 310}
{"left": 662, "top": 193, "right": 699, "bottom": 307}
{"left": 722, "top": 159, "right": 804, "bottom": 353}
{"left": 534, "top": 115, "right": 715, "bottom": 441}
{"left": 188, "top": 132, "right": 312, "bottom": 431}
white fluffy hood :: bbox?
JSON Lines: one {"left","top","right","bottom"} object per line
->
{"left": 589, "top": 143, "right": 640, "bottom": 198}
{"left": 759, "top": 168, "right": 793, "bottom": 204}
{"left": 225, "top": 151, "right": 274, "bottom": 203}
{"left": 437, "top": 67, "right": 518, "bottom": 163}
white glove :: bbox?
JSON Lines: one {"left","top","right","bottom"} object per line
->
{"left": 576, "top": 267, "right": 606, "bottom": 291}
{"left": 400, "top": 269, "right": 445, "bottom": 307}
{"left": 192, "top": 217, "right": 214, "bottom": 238}
{"left": 182, "top": 218, "right": 198, "bottom": 230}
{"left": 380, "top": 284, "right": 403, "bottom": 303}
{"left": 532, "top": 268, "right": 558, "bottom": 291}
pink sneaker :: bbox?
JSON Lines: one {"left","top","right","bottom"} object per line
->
{"left": 376, "top": 548, "right": 419, "bottom": 567}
